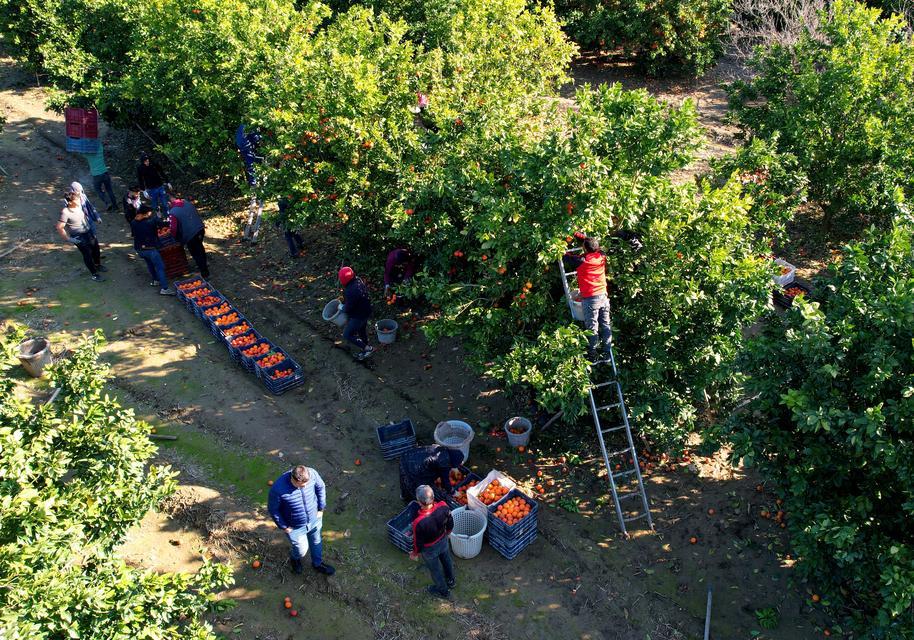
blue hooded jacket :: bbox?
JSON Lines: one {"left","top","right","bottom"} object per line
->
{"left": 267, "top": 469, "right": 327, "bottom": 530}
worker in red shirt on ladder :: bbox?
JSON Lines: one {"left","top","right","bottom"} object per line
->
{"left": 564, "top": 231, "right": 642, "bottom": 361}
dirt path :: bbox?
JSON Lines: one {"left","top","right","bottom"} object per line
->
{"left": 1, "top": 55, "right": 828, "bottom": 640}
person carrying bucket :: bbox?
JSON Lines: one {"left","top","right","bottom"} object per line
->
{"left": 337, "top": 266, "right": 374, "bottom": 361}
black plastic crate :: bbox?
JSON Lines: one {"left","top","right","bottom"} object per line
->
{"left": 773, "top": 281, "right": 812, "bottom": 308}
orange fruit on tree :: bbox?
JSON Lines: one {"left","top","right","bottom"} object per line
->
{"left": 284, "top": 601, "right": 292, "bottom": 609}
{"left": 252, "top": 559, "right": 261, "bottom": 569}
{"left": 812, "top": 594, "right": 821, "bottom": 603}
{"left": 689, "top": 536, "right": 698, "bottom": 545}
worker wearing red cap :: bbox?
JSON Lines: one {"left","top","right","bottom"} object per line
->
{"left": 338, "top": 266, "right": 374, "bottom": 360}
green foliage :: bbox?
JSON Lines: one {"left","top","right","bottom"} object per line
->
{"left": 492, "top": 324, "right": 592, "bottom": 419}
{"left": 555, "top": 0, "right": 731, "bottom": 76}
{"left": 728, "top": 0, "right": 914, "bottom": 234}
{"left": 729, "top": 221, "right": 914, "bottom": 637}
{"left": 0, "top": 330, "right": 232, "bottom": 638}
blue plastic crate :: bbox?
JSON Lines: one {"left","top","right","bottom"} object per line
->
{"left": 261, "top": 363, "right": 305, "bottom": 395}
{"left": 175, "top": 277, "right": 210, "bottom": 301}
{"left": 386, "top": 502, "right": 421, "bottom": 554}
{"left": 486, "top": 489, "right": 539, "bottom": 540}
{"left": 253, "top": 348, "right": 294, "bottom": 380}
{"left": 65, "top": 137, "right": 100, "bottom": 154}
{"left": 226, "top": 329, "right": 261, "bottom": 362}
{"left": 488, "top": 530, "right": 537, "bottom": 560}
{"left": 193, "top": 295, "right": 225, "bottom": 319}
{"left": 184, "top": 287, "right": 219, "bottom": 313}
{"left": 201, "top": 301, "right": 234, "bottom": 324}
{"left": 209, "top": 310, "right": 243, "bottom": 335}
{"left": 239, "top": 339, "right": 273, "bottom": 373}
{"left": 219, "top": 319, "right": 254, "bottom": 347}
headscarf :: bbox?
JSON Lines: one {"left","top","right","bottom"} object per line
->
{"left": 70, "top": 181, "right": 87, "bottom": 206}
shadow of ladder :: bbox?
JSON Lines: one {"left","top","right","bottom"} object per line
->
{"left": 557, "top": 250, "right": 654, "bottom": 536}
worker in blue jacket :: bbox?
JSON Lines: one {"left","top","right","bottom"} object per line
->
{"left": 267, "top": 465, "right": 336, "bottom": 576}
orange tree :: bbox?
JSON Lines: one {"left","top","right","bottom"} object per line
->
{"left": 728, "top": 220, "right": 914, "bottom": 638}
{"left": 0, "top": 329, "right": 232, "bottom": 638}
{"left": 554, "top": 0, "right": 731, "bottom": 76}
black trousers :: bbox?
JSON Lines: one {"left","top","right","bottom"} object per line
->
{"left": 185, "top": 230, "right": 209, "bottom": 278}
{"left": 74, "top": 234, "right": 100, "bottom": 275}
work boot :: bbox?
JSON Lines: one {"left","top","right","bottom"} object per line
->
{"left": 314, "top": 563, "right": 335, "bottom": 576}
{"left": 289, "top": 557, "right": 303, "bottom": 574}
{"left": 446, "top": 578, "right": 456, "bottom": 589}
{"left": 426, "top": 585, "right": 449, "bottom": 599}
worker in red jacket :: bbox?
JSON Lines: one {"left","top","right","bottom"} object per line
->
{"left": 409, "top": 485, "right": 455, "bottom": 599}
{"left": 564, "top": 232, "right": 642, "bottom": 360}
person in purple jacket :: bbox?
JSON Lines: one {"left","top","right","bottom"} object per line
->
{"left": 268, "top": 465, "right": 336, "bottom": 576}
{"left": 383, "top": 248, "right": 417, "bottom": 299}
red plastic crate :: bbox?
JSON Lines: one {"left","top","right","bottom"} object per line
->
{"left": 64, "top": 107, "right": 99, "bottom": 139}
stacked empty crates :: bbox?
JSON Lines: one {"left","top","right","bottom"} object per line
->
{"left": 65, "top": 107, "right": 100, "bottom": 154}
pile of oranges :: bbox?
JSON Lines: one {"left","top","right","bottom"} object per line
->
{"left": 784, "top": 286, "right": 805, "bottom": 298}
{"left": 242, "top": 343, "right": 270, "bottom": 358}
{"left": 195, "top": 295, "right": 221, "bottom": 307}
{"left": 186, "top": 287, "right": 212, "bottom": 299}
{"left": 204, "top": 303, "right": 231, "bottom": 317}
{"left": 494, "top": 496, "right": 531, "bottom": 526}
{"left": 157, "top": 227, "right": 171, "bottom": 238}
{"left": 231, "top": 333, "right": 257, "bottom": 348}
{"left": 215, "top": 312, "right": 240, "bottom": 326}
{"left": 257, "top": 353, "right": 286, "bottom": 368}
{"left": 270, "top": 368, "right": 295, "bottom": 380}
{"left": 177, "top": 280, "right": 204, "bottom": 291}
{"left": 224, "top": 323, "right": 251, "bottom": 337}
{"left": 478, "top": 479, "right": 510, "bottom": 505}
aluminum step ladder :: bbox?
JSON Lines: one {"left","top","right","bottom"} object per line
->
{"left": 558, "top": 251, "right": 654, "bottom": 535}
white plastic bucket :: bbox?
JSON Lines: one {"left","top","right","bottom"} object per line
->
{"left": 504, "top": 417, "right": 532, "bottom": 448}
{"left": 322, "top": 299, "right": 348, "bottom": 327}
{"left": 448, "top": 507, "right": 487, "bottom": 559}
{"left": 434, "top": 420, "right": 474, "bottom": 464}
{"left": 18, "top": 338, "right": 51, "bottom": 378}
{"left": 376, "top": 319, "right": 398, "bottom": 344}
{"left": 569, "top": 289, "right": 584, "bottom": 321}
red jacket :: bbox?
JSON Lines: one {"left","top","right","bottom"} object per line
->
{"left": 575, "top": 252, "right": 607, "bottom": 298}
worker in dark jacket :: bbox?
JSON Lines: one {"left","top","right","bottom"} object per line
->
{"left": 136, "top": 152, "right": 170, "bottom": 216}
{"left": 167, "top": 195, "right": 209, "bottom": 278}
{"left": 410, "top": 485, "right": 455, "bottom": 599}
{"left": 337, "top": 266, "right": 374, "bottom": 360}
{"left": 399, "top": 445, "right": 465, "bottom": 502}
{"left": 129, "top": 205, "right": 174, "bottom": 295}
{"left": 123, "top": 186, "right": 142, "bottom": 223}
{"left": 267, "top": 465, "right": 336, "bottom": 576}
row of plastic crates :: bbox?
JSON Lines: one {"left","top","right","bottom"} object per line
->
{"left": 386, "top": 487, "right": 538, "bottom": 560}
{"left": 174, "top": 277, "right": 305, "bottom": 395}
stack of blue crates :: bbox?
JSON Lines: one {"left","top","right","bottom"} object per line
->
{"left": 376, "top": 420, "right": 417, "bottom": 460}
{"left": 487, "top": 489, "right": 538, "bottom": 560}
{"left": 386, "top": 501, "right": 420, "bottom": 553}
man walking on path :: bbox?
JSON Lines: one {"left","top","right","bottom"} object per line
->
{"left": 78, "top": 143, "right": 118, "bottom": 212}
{"left": 129, "top": 205, "right": 174, "bottom": 295}
{"left": 56, "top": 191, "right": 105, "bottom": 281}
{"left": 268, "top": 465, "right": 336, "bottom": 576}
{"left": 137, "top": 152, "right": 170, "bottom": 216}
{"left": 410, "top": 485, "right": 456, "bottom": 599}
{"left": 337, "top": 266, "right": 374, "bottom": 360}
{"left": 167, "top": 195, "right": 209, "bottom": 278}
